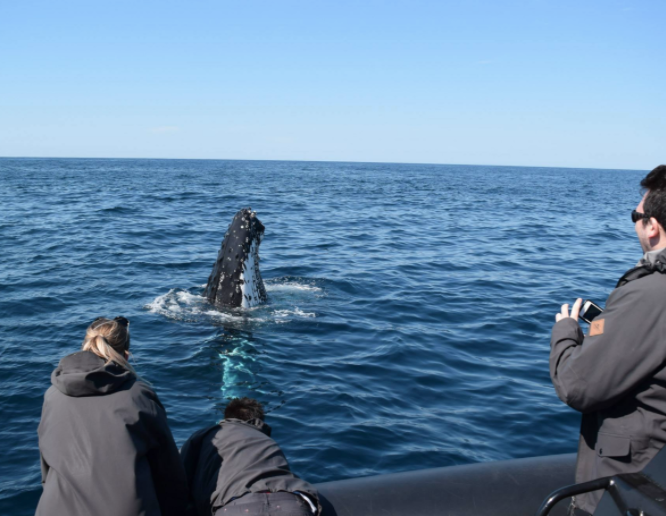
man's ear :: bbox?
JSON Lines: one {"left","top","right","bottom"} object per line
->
{"left": 648, "top": 217, "right": 663, "bottom": 239}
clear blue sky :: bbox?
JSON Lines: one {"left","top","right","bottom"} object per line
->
{"left": 1, "top": 0, "right": 663, "bottom": 169}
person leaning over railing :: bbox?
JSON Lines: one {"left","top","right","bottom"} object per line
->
{"left": 181, "top": 397, "right": 321, "bottom": 516}
{"left": 36, "top": 317, "right": 189, "bottom": 516}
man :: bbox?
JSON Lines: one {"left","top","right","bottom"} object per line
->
{"left": 550, "top": 164, "right": 666, "bottom": 515}
{"left": 180, "top": 397, "right": 321, "bottom": 516}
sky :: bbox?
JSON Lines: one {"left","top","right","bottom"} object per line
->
{"left": 0, "top": 0, "right": 664, "bottom": 169}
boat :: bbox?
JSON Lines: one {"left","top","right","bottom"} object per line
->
{"left": 315, "top": 453, "right": 576, "bottom": 516}
{"left": 316, "top": 446, "right": 666, "bottom": 516}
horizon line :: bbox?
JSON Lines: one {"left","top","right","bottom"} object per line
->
{"left": 0, "top": 155, "right": 648, "bottom": 173}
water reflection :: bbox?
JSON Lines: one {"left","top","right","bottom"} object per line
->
{"left": 202, "top": 327, "right": 286, "bottom": 415}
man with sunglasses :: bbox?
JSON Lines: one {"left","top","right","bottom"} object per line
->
{"left": 550, "top": 164, "right": 666, "bottom": 516}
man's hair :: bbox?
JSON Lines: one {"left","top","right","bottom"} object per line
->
{"left": 224, "top": 397, "right": 265, "bottom": 421}
{"left": 640, "top": 165, "right": 666, "bottom": 227}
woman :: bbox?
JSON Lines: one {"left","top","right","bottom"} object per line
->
{"left": 36, "top": 317, "right": 189, "bottom": 516}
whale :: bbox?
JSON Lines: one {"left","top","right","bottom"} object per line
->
{"left": 204, "top": 208, "right": 268, "bottom": 308}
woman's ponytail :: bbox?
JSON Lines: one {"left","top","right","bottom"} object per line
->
{"left": 82, "top": 318, "right": 136, "bottom": 376}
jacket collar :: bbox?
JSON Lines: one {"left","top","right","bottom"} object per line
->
{"left": 637, "top": 246, "right": 666, "bottom": 267}
{"left": 617, "top": 247, "right": 666, "bottom": 288}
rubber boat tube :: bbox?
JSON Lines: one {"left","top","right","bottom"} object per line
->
{"left": 315, "top": 453, "right": 576, "bottom": 516}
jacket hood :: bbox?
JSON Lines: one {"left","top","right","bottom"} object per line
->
{"left": 223, "top": 417, "right": 272, "bottom": 437}
{"left": 51, "top": 350, "right": 135, "bottom": 397}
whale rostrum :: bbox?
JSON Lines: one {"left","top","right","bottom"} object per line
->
{"left": 204, "top": 208, "right": 268, "bottom": 308}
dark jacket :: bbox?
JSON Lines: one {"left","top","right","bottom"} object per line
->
{"left": 37, "top": 351, "right": 189, "bottom": 516}
{"left": 180, "top": 418, "right": 320, "bottom": 516}
{"left": 550, "top": 250, "right": 666, "bottom": 514}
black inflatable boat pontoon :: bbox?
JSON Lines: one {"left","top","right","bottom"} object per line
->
{"left": 316, "top": 447, "right": 666, "bottom": 516}
{"left": 315, "top": 453, "right": 576, "bottom": 516}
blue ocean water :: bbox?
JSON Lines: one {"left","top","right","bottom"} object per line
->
{"left": 0, "top": 158, "right": 645, "bottom": 515}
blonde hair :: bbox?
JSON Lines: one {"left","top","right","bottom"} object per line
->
{"left": 82, "top": 318, "right": 136, "bottom": 375}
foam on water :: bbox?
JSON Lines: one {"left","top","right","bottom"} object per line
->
{"left": 145, "top": 278, "right": 320, "bottom": 325}
{"left": 266, "top": 281, "right": 323, "bottom": 294}
{"left": 272, "top": 308, "right": 317, "bottom": 322}
{"left": 145, "top": 288, "right": 236, "bottom": 323}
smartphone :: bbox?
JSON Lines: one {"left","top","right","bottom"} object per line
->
{"left": 580, "top": 300, "right": 603, "bottom": 324}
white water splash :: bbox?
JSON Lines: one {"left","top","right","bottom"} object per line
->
{"left": 145, "top": 288, "right": 237, "bottom": 323}
{"left": 273, "top": 308, "right": 317, "bottom": 322}
{"left": 145, "top": 278, "right": 322, "bottom": 325}
{"left": 265, "top": 281, "right": 323, "bottom": 294}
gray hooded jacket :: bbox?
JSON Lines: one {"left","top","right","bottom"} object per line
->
{"left": 550, "top": 248, "right": 666, "bottom": 514}
{"left": 180, "top": 418, "right": 320, "bottom": 515}
{"left": 37, "top": 351, "right": 189, "bottom": 516}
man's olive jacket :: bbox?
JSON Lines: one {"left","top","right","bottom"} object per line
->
{"left": 550, "top": 249, "right": 666, "bottom": 514}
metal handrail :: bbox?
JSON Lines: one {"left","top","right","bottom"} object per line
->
{"left": 535, "top": 477, "right": 614, "bottom": 516}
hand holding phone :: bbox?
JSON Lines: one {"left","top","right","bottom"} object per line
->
{"left": 579, "top": 300, "right": 603, "bottom": 324}
{"left": 556, "top": 298, "right": 583, "bottom": 322}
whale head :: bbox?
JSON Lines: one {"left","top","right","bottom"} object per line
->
{"left": 204, "top": 208, "right": 268, "bottom": 308}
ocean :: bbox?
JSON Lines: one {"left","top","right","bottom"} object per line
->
{"left": 0, "top": 158, "right": 645, "bottom": 514}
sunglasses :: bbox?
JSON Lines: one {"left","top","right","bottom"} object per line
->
{"left": 114, "top": 317, "right": 130, "bottom": 350}
{"left": 631, "top": 210, "right": 649, "bottom": 223}
{"left": 114, "top": 316, "right": 129, "bottom": 327}
{"left": 92, "top": 316, "right": 130, "bottom": 326}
